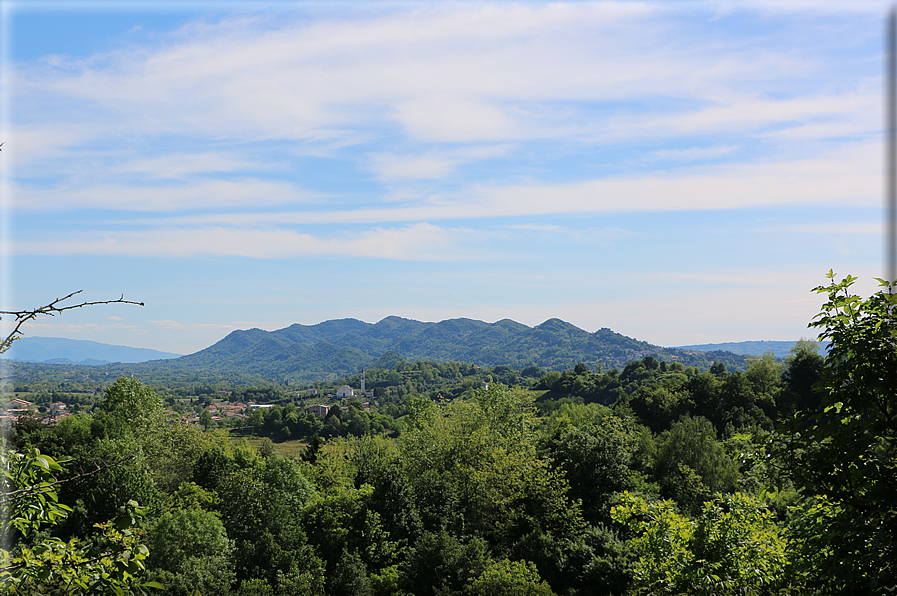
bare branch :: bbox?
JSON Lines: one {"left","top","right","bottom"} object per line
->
{"left": 0, "top": 291, "right": 144, "bottom": 354}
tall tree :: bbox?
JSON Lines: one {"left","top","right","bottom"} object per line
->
{"left": 401, "top": 385, "right": 584, "bottom": 548}
{"left": 784, "top": 273, "right": 897, "bottom": 592}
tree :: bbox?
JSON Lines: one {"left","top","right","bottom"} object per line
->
{"left": 401, "top": 385, "right": 583, "bottom": 548}
{"left": 778, "top": 338, "right": 825, "bottom": 416}
{"left": 145, "top": 507, "right": 234, "bottom": 596}
{"left": 402, "top": 530, "right": 490, "bottom": 595}
{"left": 98, "top": 377, "right": 164, "bottom": 435}
{"left": 654, "top": 416, "right": 739, "bottom": 515}
{"left": 466, "top": 559, "right": 556, "bottom": 596}
{"left": 782, "top": 273, "right": 897, "bottom": 592}
{"left": 0, "top": 448, "right": 162, "bottom": 594}
{"left": 199, "top": 409, "right": 213, "bottom": 431}
{"left": 540, "top": 408, "right": 638, "bottom": 523}
{"left": 213, "top": 452, "right": 319, "bottom": 584}
{"left": 611, "top": 491, "right": 787, "bottom": 595}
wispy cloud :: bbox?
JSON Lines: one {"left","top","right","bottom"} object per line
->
{"left": 149, "top": 319, "right": 256, "bottom": 331}
{"left": 506, "top": 223, "right": 570, "bottom": 233}
{"left": 653, "top": 145, "right": 741, "bottom": 161}
{"left": 367, "top": 144, "right": 512, "bottom": 181}
{"left": 116, "top": 152, "right": 277, "bottom": 179}
{"left": 12, "top": 178, "right": 324, "bottom": 212}
{"left": 12, "top": 3, "right": 871, "bottom": 154}
{"left": 762, "top": 222, "right": 881, "bottom": 235}
{"left": 10, "top": 223, "right": 478, "bottom": 261}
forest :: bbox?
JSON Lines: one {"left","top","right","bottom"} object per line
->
{"left": 1, "top": 272, "right": 895, "bottom": 595}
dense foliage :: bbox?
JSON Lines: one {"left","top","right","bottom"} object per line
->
{"left": 3, "top": 273, "right": 895, "bottom": 594}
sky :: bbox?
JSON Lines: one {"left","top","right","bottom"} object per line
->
{"left": 0, "top": 0, "right": 891, "bottom": 356}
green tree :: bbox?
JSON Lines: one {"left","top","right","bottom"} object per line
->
{"left": 214, "top": 452, "right": 319, "bottom": 585}
{"left": 143, "top": 422, "right": 230, "bottom": 494}
{"left": 466, "top": 559, "right": 556, "bottom": 596}
{"left": 199, "top": 409, "right": 213, "bottom": 431}
{"left": 0, "top": 448, "right": 162, "bottom": 595}
{"left": 654, "top": 416, "right": 739, "bottom": 514}
{"left": 98, "top": 377, "right": 164, "bottom": 435}
{"left": 327, "top": 549, "right": 371, "bottom": 596}
{"left": 783, "top": 273, "right": 897, "bottom": 592}
{"left": 540, "top": 407, "right": 639, "bottom": 523}
{"left": 612, "top": 491, "right": 787, "bottom": 595}
{"left": 778, "top": 338, "right": 825, "bottom": 417}
{"left": 146, "top": 507, "right": 234, "bottom": 595}
{"left": 401, "top": 385, "right": 583, "bottom": 548}
{"left": 402, "top": 530, "right": 490, "bottom": 596}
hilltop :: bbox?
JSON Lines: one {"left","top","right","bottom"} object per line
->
{"left": 125, "top": 316, "right": 751, "bottom": 383}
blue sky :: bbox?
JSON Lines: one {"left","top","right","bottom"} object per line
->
{"left": 0, "top": 0, "right": 889, "bottom": 355}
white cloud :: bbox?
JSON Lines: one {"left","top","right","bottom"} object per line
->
{"left": 506, "top": 223, "right": 570, "bottom": 233}
{"left": 10, "top": 222, "right": 477, "bottom": 261}
{"left": 12, "top": 178, "right": 323, "bottom": 212}
{"left": 116, "top": 152, "right": 276, "bottom": 178}
{"left": 367, "top": 144, "right": 511, "bottom": 180}
{"left": 367, "top": 152, "right": 460, "bottom": 181}
{"left": 115, "top": 141, "right": 878, "bottom": 227}
{"left": 608, "top": 92, "right": 879, "bottom": 143}
{"left": 2, "top": 126, "right": 95, "bottom": 167}
{"left": 477, "top": 143, "right": 878, "bottom": 215}
{"left": 763, "top": 222, "right": 880, "bottom": 235}
{"left": 149, "top": 319, "right": 253, "bottom": 332}
{"left": 393, "top": 96, "right": 517, "bottom": 143}
{"left": 708, "top": 0, "right": 892, "bottom": 15}
{"left": 653, "top": 145, "right": 741, "bottom": 161}
{"left": 12, "top": 2, "right": 864, "bottom": 149}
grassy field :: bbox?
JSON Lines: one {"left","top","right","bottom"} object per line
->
{"left": 229, "top": 435, "right": 308, "bottom": 459}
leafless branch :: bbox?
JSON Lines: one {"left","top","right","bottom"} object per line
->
{"left": 0, "top": 291, "right": 144, "bottom": 355}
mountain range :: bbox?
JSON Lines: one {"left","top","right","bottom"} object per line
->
{"left": 2, "top": 336, "right": 182, "bottom": 365}
{"left": 123, "top": 316, "right": 755, "bottom": 383}
{"left": 5, "top": 318, "right": 814, "bottom": 384}
{"left": 677, "top": 340, "right": 825, "bottom": 358}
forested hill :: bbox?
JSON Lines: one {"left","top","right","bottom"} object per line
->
{"left": 134, "top": 316, "right": 750, "bottom": 382}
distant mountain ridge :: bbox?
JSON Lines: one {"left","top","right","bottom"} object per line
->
{"left": 1, "top": 336, "right": 182, "bottom": 365}
{"left": 675, "top": 340, "right": 827, "bottom": 358}
{"left": 129, "top": 316, "right": 754, "bottom": 383}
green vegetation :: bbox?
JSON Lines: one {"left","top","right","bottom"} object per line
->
{"left": 2, "top": 317, "right": 752, "bottom": 393}
{"left": 2, "top": 272, "right": 895, "bottom": 594}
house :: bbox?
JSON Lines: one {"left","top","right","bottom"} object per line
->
{"left": 306, "top": 404, "right": 331, "bottom": 419}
